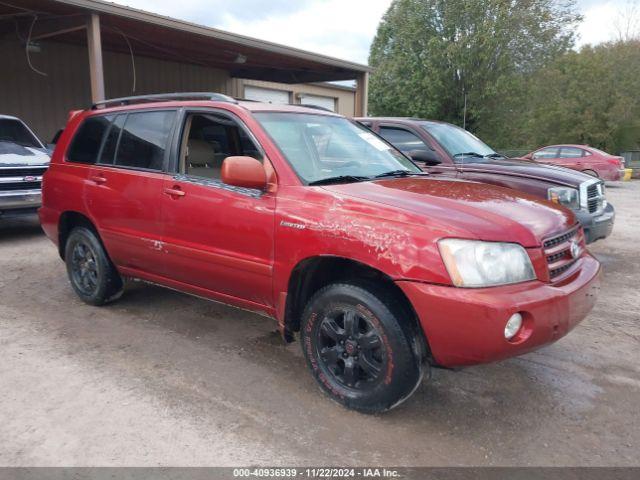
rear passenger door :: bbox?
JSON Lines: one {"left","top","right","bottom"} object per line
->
{"left": 159, "top": 109, "right": 276, "bottom": 308}
{"left": 85, "top": 109, "right": 177, "bottom": 276}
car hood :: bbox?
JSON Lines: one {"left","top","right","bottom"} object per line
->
{"left": 0, "top": 141, "right": 50, "bottom": 166}
{"left": 323, "top": 177, "right": 575, "bottom": 247}
{"left": 460, "top": 157, "right": 593, "bottom": 187}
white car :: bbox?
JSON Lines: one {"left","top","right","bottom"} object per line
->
{"left": 0, "top": 115, "right": 51, "bottom": 219}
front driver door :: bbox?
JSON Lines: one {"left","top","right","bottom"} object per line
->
{"left": 159, "top": 109, "right": 276, "bottom": 309}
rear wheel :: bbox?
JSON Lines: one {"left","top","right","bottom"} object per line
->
{"left": 65, "top": 227, "right": 123, "bottom": 305}
{"left": 300, "top": 282, "right": 423, "bottom": 413}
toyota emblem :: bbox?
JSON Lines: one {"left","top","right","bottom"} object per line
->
{"left": 23, "top": 176, "right": 37, "bottom": 182}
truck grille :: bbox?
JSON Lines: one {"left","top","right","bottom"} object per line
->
{"left": 0, "top": 166, "right": 46, "bottom": 192}
{"left": 0, "top": 181, "right": 41, "bottom": 191}
{"left": 584, "top": 181, "right": 605, "bottom": 214}
{"left": 0, "top": 167, "right": 48, "bottom": 177}
{"left": 543, "top": 226, "right": 583, "bottom": 280}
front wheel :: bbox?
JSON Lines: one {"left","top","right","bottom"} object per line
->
{"left": 65, "top": 227, "right": 123, "bottom": 306}
{"left": 300, "top": 282, "right": 424, "bottom": 413}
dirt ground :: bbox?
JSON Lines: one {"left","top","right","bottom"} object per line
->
{"left": 0, "top": 182, "right": 638, "bottom": 467}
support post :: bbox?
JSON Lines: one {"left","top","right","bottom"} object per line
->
{"left": 355, "top": 72, "right": 369, "bottom": 117}
{"left": 86, "top": 13, "right": 105, "bottom": 103}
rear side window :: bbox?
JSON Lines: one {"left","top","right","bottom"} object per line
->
{"left": 560, "top": 147, "right": 584, "bottom": 158}
{"left": 115, "top": 111, "right": 176, "bottom": 171}
{"left": 99, "top": 115, "right": 125, "bottom": 165}
{"left": 67, "top": 116, "right": 112, "bottom": 164}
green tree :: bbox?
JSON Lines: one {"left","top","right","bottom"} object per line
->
{"left": 520, "top": 40, "right": 640, "bottom": 153}
{"left": 368, "top": 0, "right": 581, "bottom": 135}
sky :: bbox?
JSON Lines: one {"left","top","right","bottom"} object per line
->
{"left": 111, "top": 0, "right": 635, "bottom": 65}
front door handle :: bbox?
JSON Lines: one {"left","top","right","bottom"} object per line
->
{"left": 90, "top": 174, "right": 107, "bottom": 185}
{"left": 164, "top": 186, "right": 186, "bottom": 198}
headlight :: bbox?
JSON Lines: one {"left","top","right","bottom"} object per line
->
{"left": 438, "top": 239, "right": 536, "bottom": 288}
{"left": 548, "top": 187, "right": 579, "bottom": 209}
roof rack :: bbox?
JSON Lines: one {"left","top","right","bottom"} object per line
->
{"left": 91, "top": 92, "right": 238, "bottom": 110}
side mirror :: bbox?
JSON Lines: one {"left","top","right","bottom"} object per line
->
{"left": 409, "top": 149, "right": 442, "bottom": 166}
{"left": 221, "top": 156, "right": 267, "bottom": 190}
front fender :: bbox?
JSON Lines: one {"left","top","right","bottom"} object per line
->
{"left": 272, "top": 186, "right": 455, "bottom": 298}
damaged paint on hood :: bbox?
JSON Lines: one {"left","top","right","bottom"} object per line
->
{"left": 321, "top": 177, "right": 575, "bottom": 247}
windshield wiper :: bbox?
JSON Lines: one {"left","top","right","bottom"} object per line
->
{"left": 485, "top": 153, "right": 506, "bottom": 159}
{"left": 373, "top": 170, "right": 425, "bottom": 179}
{"left": 453, "top": 152, "right": 485, "bottom": 158}
{"left": 308, "top": 175, "right": 370, "bottom": 186}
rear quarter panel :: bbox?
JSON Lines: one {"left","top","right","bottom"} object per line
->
{"left": 39, "top": 112, "right": 93, "bottom": 247}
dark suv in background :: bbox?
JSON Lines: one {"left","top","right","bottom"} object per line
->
{"left": 356, "top": 117, "right": 615, "bottom": 244}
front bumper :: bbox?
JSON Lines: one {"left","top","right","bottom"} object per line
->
{"left": 0, "top": 189, "right": 42, "bottom": 216}
{"left": 575, "top": 203, "right": 615, "bottom": 244}
{"left": 397, "top": 255, "right": 601, "bottom": 368}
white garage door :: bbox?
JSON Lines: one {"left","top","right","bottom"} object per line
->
{"left": 244, "top": 86, "right": 290, "bottom": 104}
{"left": 300, "top": 94, "right": 336, "bottom": 112}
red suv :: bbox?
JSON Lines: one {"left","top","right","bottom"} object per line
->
{"left": 40, "top": 93, "right": 601, "bottom": 413}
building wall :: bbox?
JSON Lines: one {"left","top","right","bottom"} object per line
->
{"left": 1, "top": 35, "right": 356, "bottom": 143}
{"left": 239, "top": 79, "right": 356, "bottom": 116}
{"left": 1, "top": 37, "right": 229, "bottom": 141}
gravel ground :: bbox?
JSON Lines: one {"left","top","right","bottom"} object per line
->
{"left": 0, "top": 181, "right": 638, "bottom": 467}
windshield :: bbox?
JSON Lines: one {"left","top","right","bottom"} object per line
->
{"left": 421, "top": 121, "right": 496, "bottom": 162}
{"left": 0, "top": 119, "right": 42, "bottom": 148}
{"left": 254, "top": 112, "right": 419, "bottom": 184}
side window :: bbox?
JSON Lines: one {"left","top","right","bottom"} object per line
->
{"left": 181, "top": 113, "right": 261, "bottom": 180}
{"left": 560, "top": 147, "right": 584, "bottom": 158}
{"left": 67, "top": 116, "right": 112, "bottom": 164}
{"left": 532, "top": 147, "right": 559, "bottom": 160}
{"left": 114, "top": 111, "right": 176, "bottom": 171}
{"left": 378, "top": 126, "right": 428, "bottom": 152}
{"left": 98, "top": 115, "right": 125, "bottom": 165}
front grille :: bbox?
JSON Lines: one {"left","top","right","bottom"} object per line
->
{"left": 585, "top": 181, "right": 604, "bottom": 214}
{"left": 543, "top": 226, "right": 583, "bottom": 280}
{"left": 0, "top": 181, "right": 41, "bottom": 191}
{"left": 0, "top": 167, "right": 48, "bottom": 177}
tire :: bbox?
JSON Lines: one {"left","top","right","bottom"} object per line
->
{"left": 64, "top": 226, "right": 123, "bottom": 306}
{"left": 300, "top": 282, "right": 423, "bottom": 413}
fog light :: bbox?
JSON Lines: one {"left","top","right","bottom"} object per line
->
{"left": 504, "top": 313, "right": 523, "bottom": 340}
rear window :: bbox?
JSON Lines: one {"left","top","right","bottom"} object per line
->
{"left": 67, "top": 116, "right": 112, "bottom": 164}
{"left": 114, "top": 111, "right": 176, "bottom": 171}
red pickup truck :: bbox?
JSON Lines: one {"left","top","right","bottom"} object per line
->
{"left": 40, "top": 93, "right": 601, "bottom": 413}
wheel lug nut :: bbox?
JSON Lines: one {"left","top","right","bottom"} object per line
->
{"left": 342, "top": 352, "right": 348, "bottom": 358}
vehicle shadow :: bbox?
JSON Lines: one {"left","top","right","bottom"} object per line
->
{"left": 0, "top": 216, "right": 44, "bottom": 242}
{"left": 105, "top": 280, "right": 570, "bottom": 450}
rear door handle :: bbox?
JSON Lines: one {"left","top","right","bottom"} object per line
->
{"left": 90, "top": 175, "right": 107, "bottom": 185}
{"left": 164, "top": 187, "right": 186, "bottom": 198}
